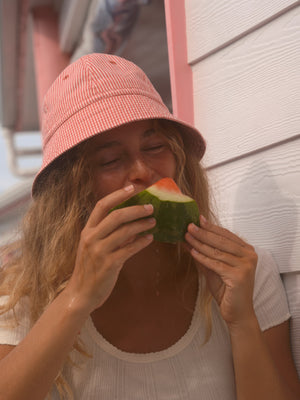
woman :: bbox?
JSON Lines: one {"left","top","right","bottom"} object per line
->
{"left": 0, "top": 53, "right": 299, "bottom": 400}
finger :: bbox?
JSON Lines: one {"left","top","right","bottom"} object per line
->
{"left": 189, "top": 246, "right": 230, "bottom": 276}
{"left": 115, "top": 233, "right": 154, "bottom": 265}
{"left": 102, "top": 216, "right": 156, "bottom": 252}
{"left": 185, "top": 231, "right": 241, "bottom": 267}
{"left": 95, "top": 204, "right": 154, "bottom": 239}
{"left": 87, "top": 185, "right": 136, "bottom": 228}
{"left": 187, "top": 223, "right": 246, "bottom": 258}
{"left": 199, "top": 216, "right": 248, "bottom": 247}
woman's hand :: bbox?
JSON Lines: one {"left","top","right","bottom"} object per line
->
{"left": 185, "top": 216, "right": 258, "bottom": 328}
{"left": 65, "top": 185, "right": 155, "bottom": 314}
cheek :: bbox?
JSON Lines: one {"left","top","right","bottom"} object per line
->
{"left": 92, "top": 171, "right": 126, "bottom": 199}
{"left": 159, "top": 152, "right": 177, "bottom": 178}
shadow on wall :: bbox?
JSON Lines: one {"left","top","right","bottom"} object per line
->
{"left": 232, "top": 159, "right": 300, "bottom": 377}
{"left": 232, "top": 160, "right": 298, "bottom": 273}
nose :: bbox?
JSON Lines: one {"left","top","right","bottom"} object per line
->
{"left": 127, "top": 157, "right": 154, "bottom": 187}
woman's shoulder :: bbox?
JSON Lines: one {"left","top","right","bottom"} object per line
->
{"left": 254, "top": 245, "right": 284, "bottom": 292}
{"left": 252, "top": 246, "right": 290, "bottom": 331}
{"left": 255, "top": 245, "right": 276, "bottom": 264}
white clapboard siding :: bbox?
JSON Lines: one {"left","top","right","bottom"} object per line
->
{"left": 179, "top": 0, "right": 300, "bottom": 374}
{"left": 185, "top": 0, "right": 298, "bottom": 62}
{"left": 192, "top": 6, "right": 300, "bottom": 168}
{"left": 207, "top": 137, "right": 300, "bottom": 273}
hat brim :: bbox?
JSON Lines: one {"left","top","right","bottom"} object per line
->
{"left": 32, "top": 93, "right": 205, "bottom": 196}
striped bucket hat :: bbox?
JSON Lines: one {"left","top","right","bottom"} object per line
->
{"left": 32, "top": 53, "right": 206, "bottom": 195}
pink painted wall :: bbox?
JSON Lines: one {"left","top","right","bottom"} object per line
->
{"left": 164, "top": 0, "right": 194, "bottom": 125}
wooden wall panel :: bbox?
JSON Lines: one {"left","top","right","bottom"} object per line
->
{"left": 192, "top": 6, "right": 300, "bottom": 167}
{"left": 185, "top": 0, "right": 298, "bottom": 62}
{"left": 207, "top": 137, "right": 300, "bottom": 273}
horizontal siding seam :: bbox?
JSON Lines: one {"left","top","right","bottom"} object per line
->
{"left": 189, "top": 1, "right": 300, "bottom": 66}
{"left": 205, "top": 133, "right": 300, "bottom": 171}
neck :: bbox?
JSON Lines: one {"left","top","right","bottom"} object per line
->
{"left": 118, "top": 241, "right": 180, "bottom": 295}
{"left": 91, "top": 241, "right": 199, "bottom": 353}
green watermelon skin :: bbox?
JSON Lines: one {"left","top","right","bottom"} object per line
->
{"left": 112, "top": 183, "right": 200, "bottom": 243}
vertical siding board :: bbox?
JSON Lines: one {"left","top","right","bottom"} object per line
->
{"left": 164, "top": 0, "right": 194, "bottom": 125}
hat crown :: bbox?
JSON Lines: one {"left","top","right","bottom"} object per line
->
{"left": 42, "top": 53, "right": 163, "bottom": 149}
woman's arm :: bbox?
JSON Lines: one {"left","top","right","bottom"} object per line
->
{"left": 0, "top": 290, "right": 89, "bottom": 400}
{"left": 229, "top": 318, "right": 300, "bottom": 400}
{"left": 263, "top": 320, "right": 300, "bottom": 396}
{"left": 185, "top": 216, "right": 300, "bottom": 400}
{"left": 0, "top": 345, "right": 14, "bottom": 359}
{"left": 0, "top": 185, "right": 155, "bottom": 400}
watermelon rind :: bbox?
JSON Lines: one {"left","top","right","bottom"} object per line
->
{"left": 112, "top": 184, "right": 200, "bottom": 243}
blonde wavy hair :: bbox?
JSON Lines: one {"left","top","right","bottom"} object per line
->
{"left": 0, "top": 119, "right": 215, "bottom": 399}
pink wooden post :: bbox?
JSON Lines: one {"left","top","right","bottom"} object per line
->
{"left": 31, "top": 6, "right": 70, "bottom": 123}
{"left": 164, "top": 0, "right": 194, "bottom": 125}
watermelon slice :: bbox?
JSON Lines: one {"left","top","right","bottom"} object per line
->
{"left": 113, "top": 178, "right": 200, "bottom": 243}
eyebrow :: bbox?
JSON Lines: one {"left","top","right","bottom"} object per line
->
{"left": 94, "top": 128, "right": 158, "bottom": 151}
{"left": 95, "top": 141, "right": 121, "bottom": 151}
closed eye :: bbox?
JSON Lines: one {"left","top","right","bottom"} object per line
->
{"left": 143, "top": 144, "right": 165, "bottom": 152}
{"left": 100, "top": 158, "right": 121, "bottom": 167}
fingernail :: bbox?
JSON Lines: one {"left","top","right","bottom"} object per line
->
{"left": 144, "top": 204, "right": 154, "bottom": 212}
{"left": 124, "top": 185, "right": 134, "bottom": 192}
{"left": 191, "top": 223, "right": 199, "bottom": 232}
{"left": 147, "top": 217, "right": 156, "bottom": 225}
{"left": 145, "top": 234, "right": 153, "bottom": 241}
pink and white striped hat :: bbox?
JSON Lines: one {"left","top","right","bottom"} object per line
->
{"left": 32, "top": 53, "right": 205, "bottom": 195}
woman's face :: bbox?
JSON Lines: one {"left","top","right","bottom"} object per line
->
{"left": 89, "top": 120, "right": 177, "bottom": 200}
